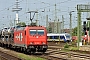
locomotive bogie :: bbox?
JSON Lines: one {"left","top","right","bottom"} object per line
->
{"left": 27, "top": 45, "right": 48, "bottom": 53}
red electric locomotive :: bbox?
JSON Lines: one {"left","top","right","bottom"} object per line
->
{"left": 0, "top": 25, "right": 48, "bottom": 53}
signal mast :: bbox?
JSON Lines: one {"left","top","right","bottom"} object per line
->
{"left": 12, "top": 0, "right": 22, "bottom": 24}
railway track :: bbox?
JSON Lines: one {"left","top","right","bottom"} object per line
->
{"left": 1, "top": 47, "right": 89, "bottom": 60}
{"left": 32, "top": 42, "right": 90, "bottom": 60}
{"left": 34, "top": 51, "right": 68, "bottom": 60}
{"left": 0, "top": 47, "right": 24, "bottom": 60}
{"left": 0, "top": 42, "right": 90, "bottom": 60}
{"left": 35, "top": 50, "right": 69, "bottom": 60}
{"left": 47, "top": 42, "right": 67, "bottom": 46}
{"left": 42, "top": 49, "right": 90, "bottom": 60}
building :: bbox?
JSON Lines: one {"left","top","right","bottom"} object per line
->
{"left": 48, "top": 21, "right": 62, "bottom": 33}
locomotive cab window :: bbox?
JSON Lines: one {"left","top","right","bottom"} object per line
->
{"left": 30, "top": 29, "right": 44, "bottom": 35}
{"left": 30, "top": 30, "right": 37, "bottom": 35}
{"left": 37, "top": 30, "right": 44, "bottom": 35}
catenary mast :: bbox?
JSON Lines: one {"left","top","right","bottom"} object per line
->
{"left": 12, "top": 0, "right": 22, "bottom": 24}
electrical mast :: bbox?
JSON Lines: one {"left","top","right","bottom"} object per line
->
{"left": 62, "top": 15, "right": 64, "bottom": 33}
{"left": 87, "top": 2, "right": 90, "bottom": 44}
{"left": 54, "top": 4, "right": 57, "bottom": 33}
{"left": 12, "top": 0, "right": 22, "bottom": 24}
{"left": 46, "top": 15, "right": 48, "bottom": 28}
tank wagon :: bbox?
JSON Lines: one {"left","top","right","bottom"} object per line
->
{"left": 0, "top": 25, "right": 48, "bottom": 53}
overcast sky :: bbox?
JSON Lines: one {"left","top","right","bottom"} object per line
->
{"left": 0, "top": 0, "right": 90, "bottom": 29}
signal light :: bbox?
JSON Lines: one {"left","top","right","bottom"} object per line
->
{"left": 85, "top": 31, "right": 87, "bottom": 35}
{"left": 87, "top": 27, "right": 89, "bottom": 31}
{"left": 83, "top": 27, "right": 86, "bottom": 31}
{"left": 83, "top": 21, "right": 86, "bottom": 24}
{"left": 83, "top": 21, "right": 87, "bottom": 31}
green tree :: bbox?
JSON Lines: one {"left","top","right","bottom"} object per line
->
{"left": 30, "top": 22, "right": 36, "bottom": 26}
{"left": 72, "top": 27, "right": 84, "bottom": 36}
{"left": 72, "top": 27, "right": 77, "bottom": 36}
{"left": 48, "top": 27, "right": 52, "bottom": 33}
{"left": 16, "top": 22, "right": 26, "bottom": 26}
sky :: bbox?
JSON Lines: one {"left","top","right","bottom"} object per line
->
{"left": 0, "top": 0, "right": 90, "bottom": 29}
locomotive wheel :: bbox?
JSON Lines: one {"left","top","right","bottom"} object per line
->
{"left": 23, "top": 48, "right": 27, "bottom": 54}
{"left": 31, "top": 51, "right": 35, "bottom": 54}
{"left": 0, "top": 43, "right": 3, "bottom": 47}
{"left": 42, "top": 48, "right": 47, "bottom": 53}
{"left": 9, "top": 44, "right": 12, "bottom": 49}
{"left": 20, "top": 47, "right": 23, "bottom": 52}
{"left": 26, "top": 49, "right": 31, "bottom": 54}
{"left": 0, "top": 43, "right": 1, "bottom": 46}
{"left": 31, "top": 48, "right": 36, "bottom": 54}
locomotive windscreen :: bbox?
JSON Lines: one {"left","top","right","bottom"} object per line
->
{"left": 30, "top": 29, "right": 44, "bottom": 35}
{"left": 37, "top": 30, "right": 44, "bottom": 35}
{"left": 30, "top": 30, "right": 36, "bottom": 35}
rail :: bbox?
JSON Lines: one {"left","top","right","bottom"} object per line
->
{"left": 0, "top": 51, "right": 24, "bottom": 60}
{"left": 35, "top": 49, "right": 90, "bottom": 60}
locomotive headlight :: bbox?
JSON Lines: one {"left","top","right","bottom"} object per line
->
{"left": 30, "top": 42, "right": 33, "bottom": 44}
{"left": 42, "top": 42, "right": 45, "bottom": 44}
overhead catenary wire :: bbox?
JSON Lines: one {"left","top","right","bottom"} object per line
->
{"left": 19, "top": 0, "right": 73, "bottom": 19}
{"left": 0, "top": 0, "right": 73, "bottom": 19}
{"left": 0, "top": 0, "right": 24, "bottom": 13}
{"left": 0, "top": 0, "right": 87, "bottom": 28}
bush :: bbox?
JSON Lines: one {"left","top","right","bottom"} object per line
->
{"left": 64, "top": 43, "right": 69, "bottom": 48}
{"left": 69, "top": 47, "right": 78, "bottom": 51}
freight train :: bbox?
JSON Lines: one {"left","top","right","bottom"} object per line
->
{"left": 0, "top": 25, "right": 48, "bottom": 54}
